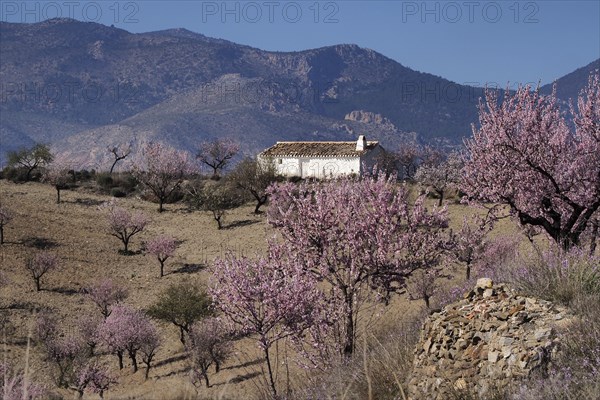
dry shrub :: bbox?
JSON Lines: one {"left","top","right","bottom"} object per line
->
{"left": 486, "top": 244, "right": 600, "bottom": 399}
{"left": 288, "top": 313, "right": 425, "bottom": 400}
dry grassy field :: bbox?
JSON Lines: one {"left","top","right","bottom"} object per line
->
{"left": 0, "top": 179, "right": 520, "bottom": 399}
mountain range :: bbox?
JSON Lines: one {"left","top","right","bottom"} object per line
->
{"left": 1, "top": 18, "right": 598, "bottom": 169}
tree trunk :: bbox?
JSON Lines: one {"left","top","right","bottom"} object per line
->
{"left": 159, "top": 260, "right": 165, "bottom": 277}
{"left": 263, "top": 343, "right": 277, "bottom": 398}
{"left": 216, "top": 215, "right": 223, "bottom": 230}
{"left": 117, "top": 352, "right": 124, "bottom": 370}
{"left": 129, "top": 350, "right": 138, "bottom": 373}
{"left": 590, "top": 221, "right": 598, "bottom": 256}
{"left": 466, "top": 262, "right": 471, "bottom": 281}
{"left": 179, "top": 326, "right": 186, "bottom": 344}
{"left": 26, "top": 166, "right": 35, "bottom": 182}
{"left": 423, "top": 294, "right": 431, "bottom": 309}
{"left": 0, "top": 225, "right": 4, "bottom": 244}
{"left": 34, "top": 277, "right": 41, "bottom": 291}
{"left": 123, "top": 238, "right": 129, "bottom": 254}
{"left": 204, "top": 371, "right": 210, "bottom": 388}
{"left": 214, "top": 359, "right": 220, "bottom": 373}
{"left": 159, "top": 198, "right": 164, "bottom": 213}
{"left": 437, "top": 190, "right": 444, "bottom": 207}
{"left": 110, "top": 160, "right": 118, "bottom": 175}
{"left": 144, "top": 359, "right": 152, "bottom": 380}
{"left": 343, "top": 295, "right": 355, "bottom": 356}
{"left": 56, "top": 187, "right": 61, "bottom": 204}
{"left": 254, "top": 196, "right": 267, "bottom": 214}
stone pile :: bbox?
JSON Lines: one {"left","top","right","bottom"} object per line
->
{"left": 407, "top": 278, "right": 573, "bottom": 399}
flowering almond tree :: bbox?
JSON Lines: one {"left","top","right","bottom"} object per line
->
{"left": 395, "top": 141, "right": 421, "bottom": 180}
{"left": 42, "top": 162, "right": 72, "bottom": 204}
{"left": 75, "top": 362, "right": 116, "bottom": 399}
{"left": 463, "top": 74, "right": 600, "bottom": 249}
{"left": 133, "top": 142, "right": 196, "bottom": 212}
{"left": 449, "top": 215, "right": 494, "bottom": 280}
{"left": 145, "top": 235, "right": 177, "bottom": 277}
{"left": 211, "top": 248, "right": 323, "bottom": 397}
{"left": 25, "top": 252, "right": 59, "bottom": 291}
{"left": 415, "top": 151, "right": 463, "bottom": 206}
{"left": 267, "top": 173, "right": 449, "bottom": 356}
{"left": 0, "top": 205, "right": 13, "bottom": 245}
{"left": 197, "top": 138, "right": 239, "bottom": 179}
{"left": 102, "top": 201, "right": 149, "bottom": 254}
{"left": 187, "top": 318, "right": 232, "bottom": 388}
{"left": 85, "top": 278, "right": 129, "bottom": 318}
{"left": 98, "top": 305, "right": 159, "bottom": 373}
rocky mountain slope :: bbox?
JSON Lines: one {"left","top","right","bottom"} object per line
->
{"left": 1, "top": 18, "right": 597, "bottom": 168}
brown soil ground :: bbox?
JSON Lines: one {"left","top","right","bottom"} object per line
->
{"left": 0, "top": 180, "right": 519, "bottom": 399}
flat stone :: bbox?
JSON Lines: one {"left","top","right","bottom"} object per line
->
{"left": 488, "top": 351, "right": 499, "bottom": 363}
{"left": 498, "top": 337, "right": 514, "bottom": 346}
{"left": 454, "top": 378, "right": 468, "bottom": 390}
{"left": 477, "top": 278, "right": 493, "bottom": 289}
{"left": 423, "top": 338, "right": 432, "bottom": 353}
{"left": 534, "top": 327, "right": 552, "bottom": 341}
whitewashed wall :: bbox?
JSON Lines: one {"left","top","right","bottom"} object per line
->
{"left": 274, "top": 156, "right": 361, "bottom": 179}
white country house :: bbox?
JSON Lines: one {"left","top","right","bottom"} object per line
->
{"left": 259, "top": 135, "right": 385, "bottom": 179}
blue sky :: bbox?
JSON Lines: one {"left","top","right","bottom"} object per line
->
{"left": 2, "top": 1, "right": 599, "bottom": 86}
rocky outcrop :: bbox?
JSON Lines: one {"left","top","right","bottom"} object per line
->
{"left": 407, "top": 278, "right": 573, "bottom": 400}
{"left": 344, "top": 110, "right": 394, "bottom": 126}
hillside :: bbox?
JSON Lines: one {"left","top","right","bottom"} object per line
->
{"left": 1, "top": 18, "right": 480, "bottom": 166}
{"left": 1, "top": 18, "right": 597, "bottom": 168}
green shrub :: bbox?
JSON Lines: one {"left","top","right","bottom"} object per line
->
{"left": 110, "top": 187, "right": 126, "bottom": 198}
{"left": 96, "top": 173, "right": 114, "bottom": 188}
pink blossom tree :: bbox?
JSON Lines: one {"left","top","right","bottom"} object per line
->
{"left": 85, "top": 278, "right": 129, "bottom": 318}
{"left": 97, "top": 304, "right": 159, "bottom": 373}
{"left": 133, "top": 142, "right": 196, "bottom": 212}
{"left": 0, "top": 205, "right": 13, "bottom": 245}
{"left": 102, "top": 201, "right": 149, "bottom": 254}
{"left": 406, "top": 269, "right": 439, "bottom": 309}
{"left": 449, "top": 214, "right": 494, "bottom": 280}
{"left": 42, "top": 162, "right": 72, "bottom": 204}
{"left": 0, "top": 362, "right": 46, "bottom": 400}
{"left": 197, "top": 138, "right": 240, "bottom": 179}
{"left": 463, "top": 74, "right": 600, "bottom": 250}
{"left": 43, "top": 334, "right": 86, "bottom": 388}
{"left": 145, "top": 235, "right": 177, "bottom": 277}
{"left": 74, "top": 362, "right": 116, "bottom": 399}
{"left": 139, "top": 327, "right": 161, "bottom": 380}
{"left": 267, "top": 173, "right": 449, "bottom": 356}
{"left": 415, "top": 151, "right": 463, "bottom": 206}
{"left": 187, "top": 318, "right": 232, "bottom": 388}
{"left": 211, "top": 248, "right": 323, "bottom": 397}
{"left": 25, "top": 252, "right": 59, "bottom": 291}
{"left": 396, "top": 142, "right": 421, "bottom": 180}
{"left": 77, "top": 314, "right": 102, "bottom": 356}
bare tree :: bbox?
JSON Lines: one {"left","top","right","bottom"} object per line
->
{"left": 197, "top": 138, "right": 240, "bottom": 179}
{"left": 108, "top": 144, "right": 131, "bottom": 174}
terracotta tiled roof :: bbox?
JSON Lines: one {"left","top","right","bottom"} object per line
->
{"left": 260, "top": 141, "right": 379, "bottom": 158}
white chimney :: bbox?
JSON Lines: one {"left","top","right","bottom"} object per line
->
{"left": 356, "top": 135, "right": 367, "bottom": 151}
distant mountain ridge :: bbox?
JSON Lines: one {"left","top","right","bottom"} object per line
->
{"left": 0, "top": 18, "right": 597, "bottom": 169}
